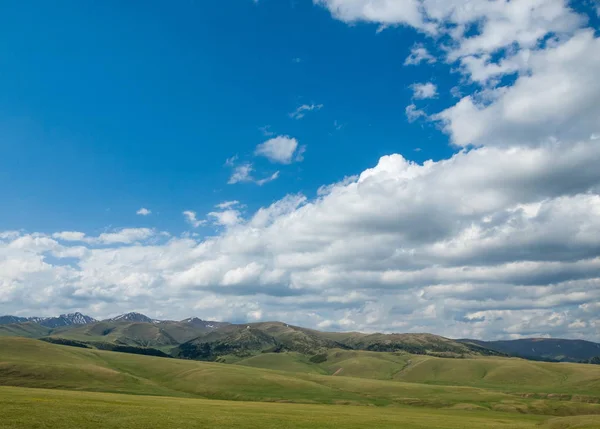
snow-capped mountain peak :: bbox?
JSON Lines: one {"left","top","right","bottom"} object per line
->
{"left": 181, "top": 317, "right": 227, "bottom": 329}
{"left": 110, "top": 312, "right": 155, "bottom": 323}
{"left": 0, "top": 312, "right": 97, "bottom": 328}
{"left": 62, "top": 312, "right": 96, "bottom": 325}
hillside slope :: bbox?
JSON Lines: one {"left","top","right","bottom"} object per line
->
{"left": 1, "top": 338, "right": 600, "bottom": 417}
{"left": 0, "top": 322, "right": 52, "bottom": 338}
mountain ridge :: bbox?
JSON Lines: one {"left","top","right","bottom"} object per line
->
{"left": 2, "top": 311, "right": 600, "bottom": 364}
{"left": 0, "top": 312, "right": 96, "bottom": 328}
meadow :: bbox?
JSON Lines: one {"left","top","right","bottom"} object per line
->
{"left": 2, "top": 337, "right": 600, "bottom": 428}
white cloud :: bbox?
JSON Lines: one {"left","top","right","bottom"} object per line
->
{"left": 208, "top": 210, "right": 244, "bottom": 228}
{"left": 3, "top": 136, "right": 600, "bottom": 339}
{"left": 96, "top": 228, "right": 155, "bottom": 244}
{"left": 183, "top": 211, "right": 205, "bottom": 228}
{"left": 2, "top": 1, "right": 600, "bottom": 341}
{"left": 52, "top": 231, "right": 87, "bottom": 242}
{"left": 289, "top": 103, "right": 323, "bottom": 120}
{"left": 254, "top": 171, "right": 280, "bottom": 186}
{"left": 258, "top": 126, "right": 274, "bottom": 137}
{"left": 435, "top": 29, "right": 600, "bottom": 147}
{"left": 404, "top": 44, "right": 436, "bottom": 65}
{"left": 216, "top": 201, "right": 241, "bottom": 210}
{"left": 225, "top": 155, "right": 238, "bottom": 167}
{"left": 209, "top": 202, "right": 244, "bottom": 228}
{"left": 314, "top": 0, "right": 427, "bottom": 30}
{"left": 411, "top": 82, "right": 437, "bottom": 99}
{"left": 254, "top": 136, "right": 303, "bottom": 164}
{"left": 316, "top": 0, "right": 583, "bottom": 56}
{"left": 136, "top": 208, "right": 151, "bottom": 216}
{"left": 405, "top": 104, "right": 427, "bottom": 123}
{"left": 227, "top": 163, "right": 280, "bottom": 186}
{"left": 228, "top": 163, "right": 253, "bottom": 184}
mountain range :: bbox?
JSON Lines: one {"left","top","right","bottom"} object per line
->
{"left": 1, "top": 312, "right": 599, "bottom": 364}
{"left": 0, "top": 312, "right": 96, "bottom": 328}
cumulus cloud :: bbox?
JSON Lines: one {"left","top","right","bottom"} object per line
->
{"left": 208, "top": 210, "right": 244, "bottom": 227}
{"left": 316, "top": 0, "right": 583, "bottom": 55}
{"left": 136, "top": 208, "right": 151, "bottom": 216}
{"left": 411, "top": 82, "right": 437, "bottom": 99}
{"left": 435, "top": 29, "right": 600, "bottom": 147}
{"left": 318, "top": 0, "right": 595, "bottom": 150}
{"left": 209, "top": 201, "right": 244, "bottom": 228}
{"left": 2, "top": 136, "right": 600, "bottom": 338}
{"left": 254, "top": 136, "right": 304, "bottom": 164}
{"left": 1, "top": 1, "right": 600, "bottom": 341}
{"left": 314, "top": 0, "right": 427, "bottom": 30}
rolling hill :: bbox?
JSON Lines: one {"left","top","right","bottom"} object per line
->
{"left": 2, "top": 337, "right": 600, "bottom": 420}
{"left": 0, "top": 322, "right": 52, "bottom": 338}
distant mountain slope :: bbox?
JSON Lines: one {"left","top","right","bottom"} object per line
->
{"left": 171, "top": 322, "right": 502, "bottom": 361}
{"left": 38, "top": 312, "right": 97, "bottom": 328}
{"left": 458, "top": 338, "right": 600, "bottom": 362}
{"left": 0, "top": 322, "right": 52, "bottom": 338}
{"left": 0, "top": 316, "right": 29, "bottom": 325}
{"left": 322, "top": 331, "right": 503, "bottom": 357}
{"left": 50, "top": 318, "right": 227, "bottom": 349}
{"left": 0, "top": 312, "right": 228, "bottom": 350}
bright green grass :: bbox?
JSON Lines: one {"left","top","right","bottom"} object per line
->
{"left": 395, "top": 355, "right": 600, "bottom": 396}
{"left": 2, "top": 338, "right": 600, "bottom": 417}
{"left": 0, "top": 322, "right": 50, "bottom": 338}
{"left": 0, "top": 386, "right": 551, "bottom": 429}
{"left": 319, "top": 349, "right": 413, "bottom": 379}
{"left": 236, "top": 348, "right": 600, "bottom": 399}
{"left": 235, "top": 352, "right": 328, "bottom": 374}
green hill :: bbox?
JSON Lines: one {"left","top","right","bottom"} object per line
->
{"left": 0, "top": 322, "right": 51, "bottom": 338}
{"left": 233, "top": 348, "right": 600, "bottom": 397}
{"left": 2, "top": 337, "right": 600, "bottom": 417}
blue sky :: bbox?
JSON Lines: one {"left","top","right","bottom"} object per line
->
{"left": 0, "top": 0, "right": 454, "bottom": 234}
{"left": 1, "top": 0, "right": 600, "bottom": 340}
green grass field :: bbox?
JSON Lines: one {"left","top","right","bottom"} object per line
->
{"left": 0, "top": 386, "right": 552, "bottom": 429}
{"left": 2, "top": 337, "right": 600, "bottom": 428}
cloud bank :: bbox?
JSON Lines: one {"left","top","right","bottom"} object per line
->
{"left": 1, "top": 1, "right": 599, "bottom": 341}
